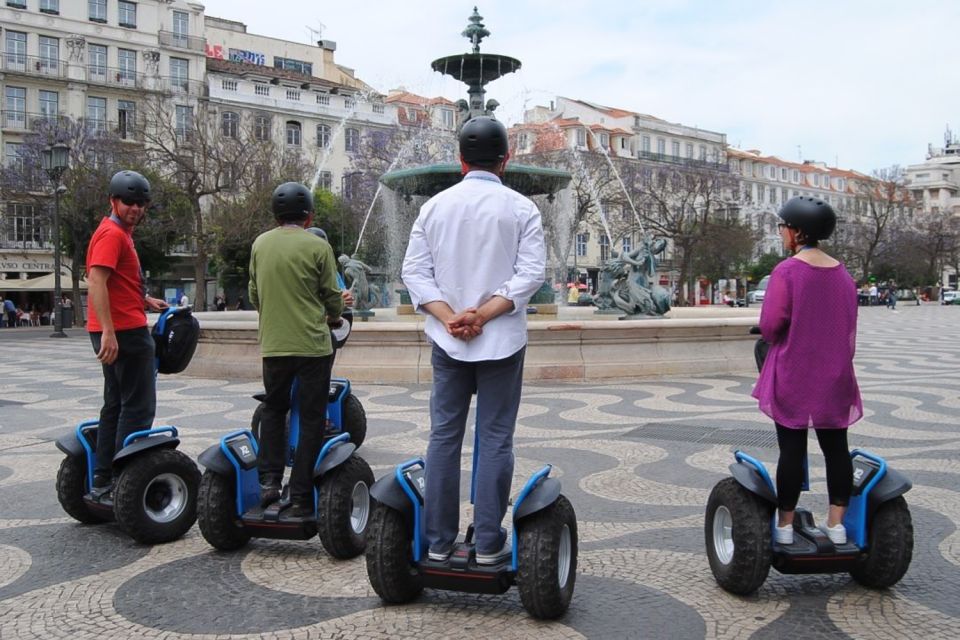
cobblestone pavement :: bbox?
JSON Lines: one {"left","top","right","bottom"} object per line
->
{"left": 0, "top": 304, "right": 957, "bottom": 639}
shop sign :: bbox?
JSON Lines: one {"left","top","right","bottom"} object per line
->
{"left": 0, "top": 257, "right": 54, "bottom": 272}
{"left": 229, "top": 48, "right": 266, "bottom": 65}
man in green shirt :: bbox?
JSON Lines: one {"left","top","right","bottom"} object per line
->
{"left": 249, "top": 182, "right": 344, "bottom": 516}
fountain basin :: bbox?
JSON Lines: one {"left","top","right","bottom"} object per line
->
{"left": 187, "top": 309, "right": 759, "bottom": 383}
{"left": 380, "top": 163, "right": 572, "bottom": 198}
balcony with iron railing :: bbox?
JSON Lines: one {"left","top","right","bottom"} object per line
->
{"left": 158, "top": 31, "right": 206, "bottom": 53}
{"left": 160, "top": 77, "right": 209, "bottom": 97}
{"left": 637, "top": 150, "right": 730, "bottom": 172}
{"left": 0, "top": 111, "right": 144, "bottom": 141}
{"left": 85, "top": 65, "right": 147, "bottom": 90}
{"left": 0, "top": 111, "right": 71, "bottom": 133}
{"left": 0, "top": 53, "right": 67, "bottom": 78}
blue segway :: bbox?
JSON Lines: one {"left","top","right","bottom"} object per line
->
{"left": 704, "top": 329, "right": 914, "bottom": 594}
{"left": 364, "top": 433, "right": 578, "bottom": 619}
{"left": 196, "top": 310, "right": 372, "bottom": 558}
{"left": 55, "top": 307, "right": 202, "bottom": 544}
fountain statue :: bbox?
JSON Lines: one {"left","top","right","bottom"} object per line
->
{"left": 594, "top": 236, "right": 671, "bottom": 317}
{"left": 379, "top": 8, "right": 571, "bottom": 199}
{"left": 338, "top": 254, "right": 380, "bottom": 312}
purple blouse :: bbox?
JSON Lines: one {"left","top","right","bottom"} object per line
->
{"left": 751, "top": 258, "right": 863, "bottom": 429}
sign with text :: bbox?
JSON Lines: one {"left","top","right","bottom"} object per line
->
{"left": 0, "top": 256, "right": 55, "bottom": 272}
{"left": 229, "top": 48, "right": 266, "bottom": 66}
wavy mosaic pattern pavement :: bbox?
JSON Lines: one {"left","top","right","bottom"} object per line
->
{"left": 0, "top": 305, "right": 957, "bottom": 639}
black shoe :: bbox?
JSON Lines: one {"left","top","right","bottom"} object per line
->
{"left": 287, "top": 501, "right": 314, "bottom": 518}
{"left": 260, "top": 483, "right": 281, "bottom": 507}
{"left": 86, "top": 483, "right": 114, "bottom": 505}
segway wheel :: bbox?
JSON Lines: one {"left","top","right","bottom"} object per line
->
{"left": 55, "top": 455, "right": 109, "bottom": 524}
{"left": 250, "top": 403, "right": 263, "bottom": 441}
{"left": 849, "top": 496, "right": 913, "bottom": 589}
{"left": 317, "top": 455, "right": 374, "bottom": 559}
{"left": 342, "top": 393, "right": 367, "bottom": 449}
{"left": 114, "top": 448, "right": 200, "bottom": 544}
{"left": 705, "top": 477, "right": 773, "bottom": 595}
{"left": 365, "top": 503, "right": 423, "bottom": 603}
{"left": 516, "top": 494, "right": 578, "bottom": 619}
{"left": 197, "top": 470, "right": 250, "bottom": 551}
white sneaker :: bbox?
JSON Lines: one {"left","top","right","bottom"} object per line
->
{"left": 427, "top": 547, "right": 451, "bottom": 562}
{"left": 774, "top": 524, "right": 794, "bottom": 545}
{"left": 821, "top": 523, "right": 847, "bottom": 545}
{"left": 475, "top": 542, "right": 512, "bottom": 566}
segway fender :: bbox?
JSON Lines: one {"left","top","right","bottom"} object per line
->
{"left": 369, "top": 473, "right": 415, "bottom": 523}
{"left": 513, "top": 477, "right": 562, "bottom": 520}
{"left": 252, "top": 393, "right": 266, "bottom": 402}
{"left": 314, "top": 441, "right": 356, "bottom": 477}
{"left": 113, "top": 434, "right": 179, "bottom": 466}
{"left": 729, "top": 462, "right": 777, "bottom": 505}
{"left": 55, "top": 434, "right": 85, "bottom": 458}
{"left": 198, "top": 442, "right": 234, "bottom": 476}
{"left": 868, "top": 467, "right": 912, "bottom": 516}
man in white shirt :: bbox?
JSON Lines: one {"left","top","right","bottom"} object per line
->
{"left": 401, "top": 116, "right": 546, "bottom": 566}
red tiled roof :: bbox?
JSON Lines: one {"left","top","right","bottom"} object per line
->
{"left": 385, "top": 91, "right": 454, "bottom": 107}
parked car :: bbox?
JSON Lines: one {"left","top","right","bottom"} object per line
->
{"left": 943, "top": 290, "right": 958, "bottom": 305}
{"left": 896, "top": 288, "right": 917, "bottom": 301}
{"left": 747, "top": 275, "right": 770, "bottom": 304}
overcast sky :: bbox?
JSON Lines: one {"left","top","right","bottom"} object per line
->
{"left": 197, "top": 0, "right": 958, "bottom": 173}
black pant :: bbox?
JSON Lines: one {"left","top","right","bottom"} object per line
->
{"left": 775, "top": 424, "right": 852, "bottom": 512}
{"left": 6, "top": 311, "right": 16, "bottom": 327}
{"left": 259, "top": 355, "right": 333, "bottom": 504}
{"left": 90, "top": 327, "right": 157, "bottom": 479}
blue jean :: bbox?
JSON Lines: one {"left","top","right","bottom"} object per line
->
{"left": 90, "top": 327, "right": 157, "bottom": 479}
{"left": 424, "top": 344, "right": 526, "bottom": 555}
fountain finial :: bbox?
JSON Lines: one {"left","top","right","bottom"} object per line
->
{"left": 461, "top": 7, "right": 490, "bottom": 54}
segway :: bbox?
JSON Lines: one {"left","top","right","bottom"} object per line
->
{"left": 55, "top": 306, "right": 202, "bottom": 544}
{"left": 704, "top": 330, "right": 914, "bottom": 594}
{"left": 365, "top": 433, "right": 578, "bottom": 620}
{"left": 196, "top": 313, "right": 373, "bottom": 558}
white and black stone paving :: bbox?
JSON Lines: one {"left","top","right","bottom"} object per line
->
{"left": 0, "top": 303, "right": 957, "bottom": 639}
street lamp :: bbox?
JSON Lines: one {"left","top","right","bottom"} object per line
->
{"left": 41, "top": 142, "right": 70, "bottom": 338}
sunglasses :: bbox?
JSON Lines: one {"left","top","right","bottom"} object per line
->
{"left": 120, "top": 196, "right": 150, "bottom": 207}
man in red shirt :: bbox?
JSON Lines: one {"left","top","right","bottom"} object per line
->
{"left": 86, "top": 170, "right": 168, "bottom": 500}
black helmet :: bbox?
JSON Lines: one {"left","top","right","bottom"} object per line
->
{"left": 108, "top": 170, "right": 150, "bottom": 204}
{"left": 271, "top": 182, "right": 314, "bottom": 221}
{"left": 305, "top": 227, "right": 328, "bottom": 240}
{"left": 459, "top": 116, "right": 508, "bottom": 168}
{"left": 777, "top": 196, "right": 837, "bottom": 242}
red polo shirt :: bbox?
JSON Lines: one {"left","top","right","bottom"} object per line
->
{"left": 86, "top": 216, "right": 146, "bottom": 332}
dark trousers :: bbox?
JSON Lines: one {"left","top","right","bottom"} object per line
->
{"left": 425, "top": 345, "right": 525, "bottom": 555}
{"left": 259, "top": 355, "right": 333, "bottom": 503}
{"left": 6, "top": 311, "right": 16, "bottom": 327}
{"left": 776, "top": 424, "right": 852, "bottom": 512}
{"left": 90, "top": 327, "right": 157, "bottom": 479}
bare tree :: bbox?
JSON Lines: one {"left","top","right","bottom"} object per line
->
{"left": 846, "top": 166, "right": 912, "bottom": 279}
{"left": 139, "top": 97, "right": 278, "bottom": 310}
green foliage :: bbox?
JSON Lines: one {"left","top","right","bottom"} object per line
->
{"left": 748, "top": 252, "right": 786, "bottom": 282}
{"left": 693, "top": 219, "right": 757, "bottom": 282}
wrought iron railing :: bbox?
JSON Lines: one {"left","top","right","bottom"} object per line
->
{"left": 0, "top": 53, "right": 67, "bottom": 78}
{"left": 637, "top": 151, "right": 730, "bottom": 172}
{"left": 158, "top": 30, "right": 206, "bottom": 52}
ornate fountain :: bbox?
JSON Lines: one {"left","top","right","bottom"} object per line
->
{"left": 379, "top": 8, "right": 571, "bottom": 199}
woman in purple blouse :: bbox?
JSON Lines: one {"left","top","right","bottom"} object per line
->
{"left": 752, "top": 197, "right": 862, "bottom": 546}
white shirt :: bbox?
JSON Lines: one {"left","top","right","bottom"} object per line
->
{"left": 401, "top": 170, "right": 546, "bottom": 362}
{"left": 180, "top": 295, "right": 189, "bottom": 307}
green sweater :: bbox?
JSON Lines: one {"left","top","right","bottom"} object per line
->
{"left": 248, "top": 226, "right": 344, "bottom": 357}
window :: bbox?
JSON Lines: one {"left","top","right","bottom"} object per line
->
{"left": 672, "top": 141, "right": 680, "bottom": 157}
{"left": 86, "top": 96, "right": 107, "bottom": 133}
{"left": 641, "top": 136, "right": 650, "bottom": 153}
{"left": 40, "top": 0, "right": 59, "bottom": 12}
{"left": 285, "top": 121, "right": 302, "bottom": 147}
{"left": 780, "top": 168, "right": 788, "bottom": 181}
{"left": 344, "top": 97, "right": 356, "bottom": 110}
{"left": 285, "top": 89, "right": 301, "bottom": 101}
{"left": 254, "top": 115, "right": 271, "bottom": 141}
{"left": 118, "top": 48, "right": 137, "bottom": 85}
{"left": 685, "top": 142, "right": 693, "bottom": 158}
{"left": 768, "top": 187, "right": 776, "bottom": 204}
{"left": 5, "top": 31, "right": 27, "bottom": 70}
{"left": 221, "top": 111, "right": 239, "bottom": 138}
{"left": 274, "top": 56, "right": 312, "bottom": 76}
{"left": 170, "top": 57, "right": 189, "bottom": 91}
{"left": 345, "top": 127, "right": 359, "bottom": 152}
{"left": 316, "top": 93, "right": 330, "bottom": 105}
{"left": 175, "top": 105, "right": 193, "bottom": 139}
{"left": 118, "top": 1, "right": 136, "bottom": 28}
{"left": 373, "top": 103, "right": 385, "bottom": 115}
{"left": 599, "top": 132, "right": 610, "bottom": 148}
{"left": 221, "top": 79, "right": 238, "bottom": 91}
{"left": 316, "top": 124, "right": 331, "bottom": 148}
{"left": 622, "top": 235, "right": 632, "bottom": 253}
{"left": 39, "top": 36, "right": 59, "bottom": 73}
{"left": 4, "top": 87, "right": 26, "bottom": 128}
{"left": 518, "top": 132, "right": 529, "bottom": 151}
{"left": 657, "top": 138, "right": 666, "bottom": 155}
{"left": 7, "top": 203, "right": 47, "bottom": 247}
{"left": 757, "top": 184, "right": 765, "bottom": 204}
{"left": 599, "top": 234, "right": 610, "bottom": 262}
{"left": 7, "top": 0, "right": 27, "bottom": 9}
{"left": 172, "top": 10, "right": 189, "bottom": 44}
{"left": 441, "top": 109, "right": 454, "bottom": 128}
{"left": 813, "top": 174, "right": 820, "bottom": 187}
{"left": 317, "top": 171, "right": 332, "bottom": 191}
{"left": 39, "top": 90, "right": 59, "bottom": 121}
{"left": 88, "top": 44, "right": 107, "bottom": 80}
{"left": 792, "top": 169, "right": 799, "bottom": 182}
{"left": 781, "top": 187, "right": 788, "bottom": 203}
{"left": 699, "top": 145, "right": 707, "bottom": 161}
{"left": 5, "top": 142, "right": 24, "bottom": 171}
{"left": 254, "top": 83, "right": 270, "bottom": 97}
{"left": 89, "top": 0, "right": 106, "bottom": 22}
{"left": 575, "top": 233, "right": 588, "bottom": 257}
{"left": 117, "top": 100, "right": 135, "bottom": 138}
{"left": 577, "top": 128, "right": 587, "bottom": 147}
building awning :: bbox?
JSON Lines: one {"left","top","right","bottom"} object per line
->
{"left": 0, "top": 271, "right": 87, "bottom": 292}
